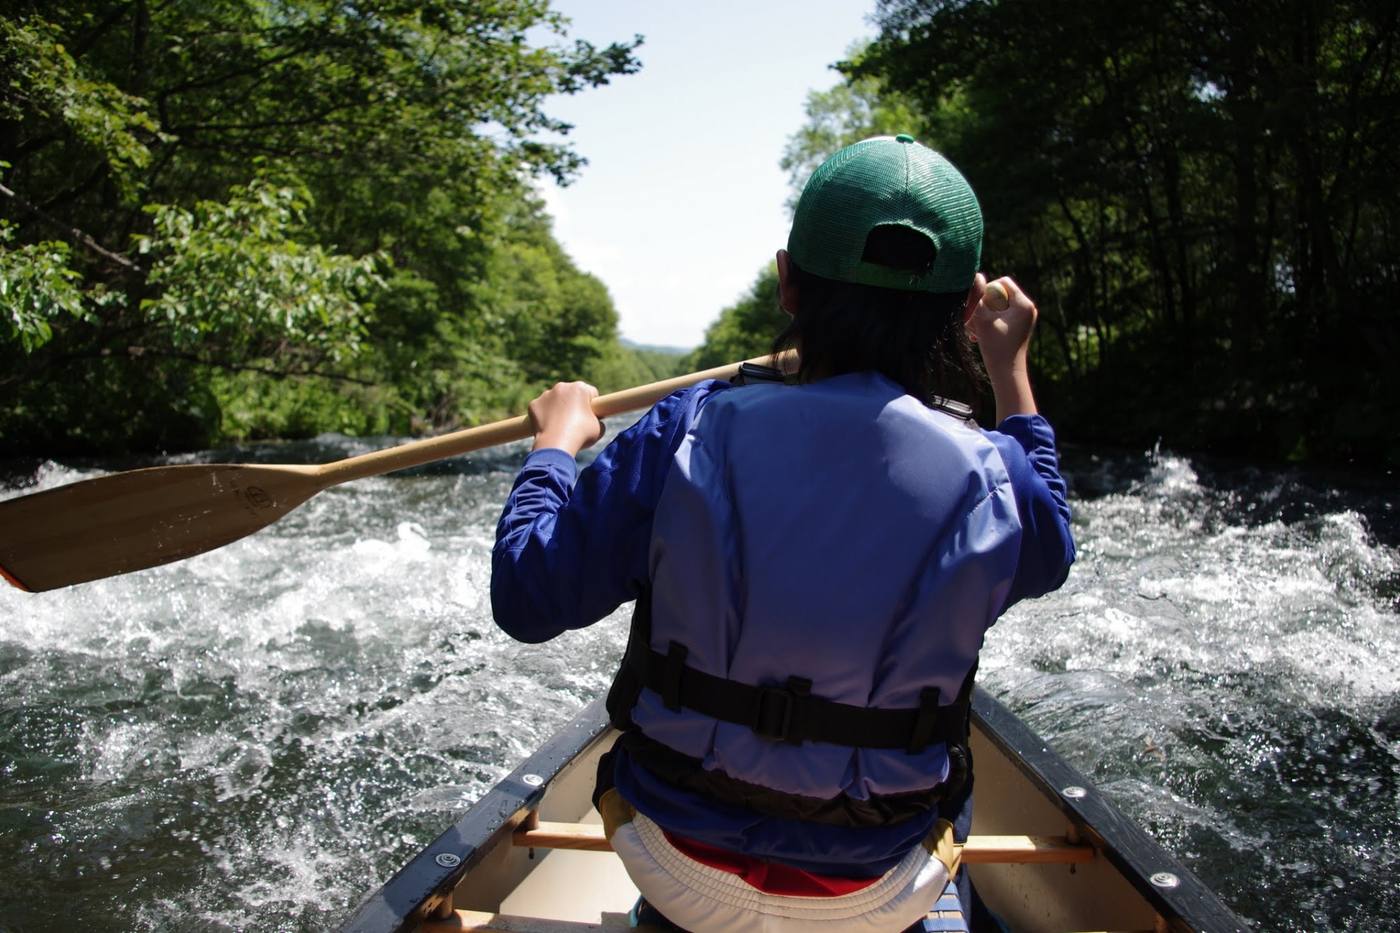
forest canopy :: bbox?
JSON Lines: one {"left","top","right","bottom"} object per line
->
{"left": 0, "top": 0, "right": 674, "bottom": 455}
{"left": 690, "top": 0, "right": 1400, "bottom": 467}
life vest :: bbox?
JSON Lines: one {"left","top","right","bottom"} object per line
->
{"left": 606, "top": 370, "right": 1023, "bottom": 823}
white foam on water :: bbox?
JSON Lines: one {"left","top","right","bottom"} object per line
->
{"left": 84, "top": 719, "right": 176, "bottom": 784}
{"left": 190, "top": 820, "right": 352, "bottom": 929}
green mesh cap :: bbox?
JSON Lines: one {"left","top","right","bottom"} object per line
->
{"left": 787, "top": 135, "right": 982, "bottom": 293}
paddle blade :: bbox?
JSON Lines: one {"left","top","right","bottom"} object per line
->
{"left": 0, "top": 463, "right": 325, "bottom": 592}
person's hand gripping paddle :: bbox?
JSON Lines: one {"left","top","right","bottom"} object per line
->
{"left": 968, "top": 274, "right": 1039, "bottom": 422}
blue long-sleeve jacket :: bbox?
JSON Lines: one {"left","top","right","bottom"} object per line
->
{"left": 492, "top": 374, "right": 1074, "bottom": 874}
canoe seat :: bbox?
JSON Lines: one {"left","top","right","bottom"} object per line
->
{"left": 915, "top": 879, "right": 968, "bottom": 932}
{"left": 417, "top": 822, "right": 1096, "bottom": 932}
{"left": 419, "top": 883, "right": 970, "bottom": 932}
{"left": 512, "top": 821, "right": 1095, "bottom": 864}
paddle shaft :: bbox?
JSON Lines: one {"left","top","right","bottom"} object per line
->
{"left": 0, "top": 352, "right": 794, "bottom": 593}
{"left": 317, "top": 351, "right": 793, "bottom": 486}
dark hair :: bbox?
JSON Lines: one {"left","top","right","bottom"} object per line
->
{"left": 772, "top": 226, "right": 985, "bottom": 406}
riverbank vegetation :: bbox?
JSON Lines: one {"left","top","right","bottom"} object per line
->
{"left": 690, "top": 0, "right": 1400, "bottom": 467}
{"left": 7, "top": 1, "right": 1397, "bottom": 467}
{"left": 0, "top": 1, "right": 677, "bottom": 455}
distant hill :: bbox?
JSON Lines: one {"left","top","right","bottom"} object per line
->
{"left": 620, "top": 337, "right": 692, "bottom": 356}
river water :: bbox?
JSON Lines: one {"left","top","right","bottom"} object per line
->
{"left": 0, "top": 433, "right": 1395, "bottom": 931}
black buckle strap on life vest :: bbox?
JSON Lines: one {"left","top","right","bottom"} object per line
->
{"left": 729, "top": 362, "right": 789, "bottom": 386}
{"left": 614, "top": 730, "right": 953, "bottom": 827}
{"left": 751, "top": 676, "right": 812, "bottom": 746}
{"left": 628, "top": 642, "right": 970, "bottom": 753}
{"left": 661, "top": 641, "right": 688, "bottom": 712}
{"left": 908, "top": 686, "right": 942, "bottom": 755}
{"left": 606, "top": 589, "right": 655, "bottom": 730}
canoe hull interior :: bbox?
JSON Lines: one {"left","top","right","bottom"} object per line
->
{"left": 340, "top": 690, "right": 1246, "bottom": 933}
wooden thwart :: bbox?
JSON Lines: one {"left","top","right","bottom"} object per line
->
{"left": 513, "top": 820, "right": 1095, "bottom": 864}
{"left": 956, "top": 833, "right": 1097, "bottom": 865}
{"left": 515, "top": 821, "right": 613, "bottom": 852}
{"left": 420, "top": 911, "right": 609, "bottom": 932}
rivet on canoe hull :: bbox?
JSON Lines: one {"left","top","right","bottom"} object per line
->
{"left": 522, "top": 773, "right": 544, "bottom": 787}
{"left": 1150, "top": 872, "right": 1180, "bottom": 889}
{"left": 435, "top": 853, "right": 461, "bottom": 868}
{"left": 1061, "top": 785, "right": 1087, "bottom": 799}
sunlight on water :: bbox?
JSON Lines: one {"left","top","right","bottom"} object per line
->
{"left": 1, "top": 439, "right": 1396, "bottom": 930}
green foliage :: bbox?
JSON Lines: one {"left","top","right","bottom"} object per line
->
{"left": 1, "top": 354, "right": 225, "bottom": 453}
{"left": 0, "top": 221, "right": 92, "bottom": 351}
{"left": 0, "top": 1, "right": 643, "bottom": 454}
{"left": 475, "top": 196, "right": 619, "bottom": 388}
{"left": 136, "top": 179, "right": 382, "bottom": 358}
{"left": 0, "top": 17, "right": 159, "bottom": 192}
{"left": 211, "top": 369, "right": 398, "bottom": 441}
{"left": 627, "top": 346, "right": 691, "bottom": 383}
{"left": 587, "top": 343, "right": 688, "bottom": 394}
{"left": 686, "top": 264, "right": 786, "bottom": 371}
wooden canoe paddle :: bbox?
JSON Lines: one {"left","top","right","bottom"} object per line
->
{"left": 0, "top": 352, "right": 793, "bottom": 593}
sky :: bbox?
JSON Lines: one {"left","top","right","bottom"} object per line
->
{"left": 536, "top": 1, "right": 877, "bottom": 349}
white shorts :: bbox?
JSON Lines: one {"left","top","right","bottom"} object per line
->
{"left": 610, "top": 810, "right": 955, "bottom": 933}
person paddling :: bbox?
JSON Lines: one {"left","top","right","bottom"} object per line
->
{"left": 491, "top": 134, "right": 1075, "bottom": 932}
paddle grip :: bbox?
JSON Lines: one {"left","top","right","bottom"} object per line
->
{"left": 984, "top": 281, "right": 1011, "bottom": 312}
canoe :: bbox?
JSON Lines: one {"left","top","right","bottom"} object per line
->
{"left": 339, "top": 688, "right": 1246, "bottom": 932}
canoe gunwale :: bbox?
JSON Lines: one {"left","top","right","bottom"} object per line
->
{"left": 969, "top": 688, "right": 1248, "bottom": 932}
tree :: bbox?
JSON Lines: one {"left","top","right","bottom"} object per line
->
{"left": 847, "top": 0, "right": 1400, "bottom": 464}
{"left": 0, "top": 2, "right": 642, "bottom": 453}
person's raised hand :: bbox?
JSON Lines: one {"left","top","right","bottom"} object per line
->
{"left": 966, "top": 273, "right": 1039, "bottom": 420}
{"left": 967, "top": 274, "right": 1037, "bottom": 374}
{"left": 528, "top": 381, "right": 605, "bottom": 455}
